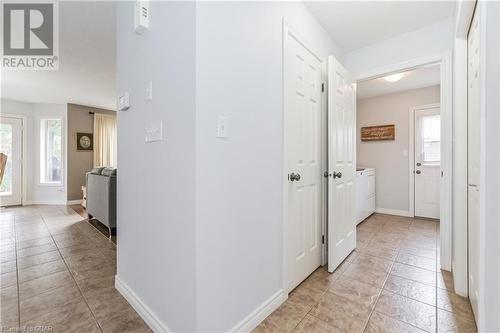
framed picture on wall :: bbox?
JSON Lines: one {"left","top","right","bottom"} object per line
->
{"left": 361, "top": 125, "right": 395, "bottom": 141}
{"left": 76, "top": 133, "right": 93, "bottom": 151}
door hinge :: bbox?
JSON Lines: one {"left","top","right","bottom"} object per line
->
{"left": 322, "top": 235, "right": 325, "bottom": 244}
{"left": 441, "top": 171, "right": 444, "bottom": 177}
{"left": 321, "top": 83, "right": 325, "bottom": 93}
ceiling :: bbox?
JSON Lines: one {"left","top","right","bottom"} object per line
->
{"left": 1, "top": 2, "right": 116, "bottom": 110}
{"left": 304, "top": 1, "right": 456, "bottom": 52}
{"left": 357, "top": 65, "right": 440, "bottom": 100}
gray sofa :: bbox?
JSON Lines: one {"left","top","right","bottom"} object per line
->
{"left": 86, "top": 167, "right": 117, "bottom": 238}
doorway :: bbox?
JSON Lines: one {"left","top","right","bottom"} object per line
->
{"left": 355, "top": 55, "right": 453, "bottom": 271}
{"left": 0, "top": 116, "right": 23, "bottom": 206}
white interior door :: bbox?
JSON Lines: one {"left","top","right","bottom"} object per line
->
{"left": 0, "top": 117, "right": 23, "bottom": 206}
{"left": 285, "top": 29, "right": 322, "bottom": 292}
{"left": 327, "top": 56, "right": 356, "bottom": 272}
{"left": 414, "top": 107, "right": 441, "bottom": 219}
{"left": 467, "top": 4, "right": 480, "bottom": 321}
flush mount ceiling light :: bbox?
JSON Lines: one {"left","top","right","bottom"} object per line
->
{"left": 383, "top": 73, "right": 405, "bottom": 82}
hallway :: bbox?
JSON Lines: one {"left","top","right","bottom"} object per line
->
{"left": 254, "top": 214, "right": 477, "bottom": 333}
{"left": 0, "top": 205, "right": 150, "bottom": 332}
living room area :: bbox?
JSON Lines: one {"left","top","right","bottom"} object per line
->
{"left": 0, "top": 3, "right": 146, "bottom": 331}
{"left": 0, "top": 1, "right": 118, "bottom": 240}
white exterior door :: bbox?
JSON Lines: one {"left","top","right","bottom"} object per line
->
{"left": 467, "top": 5, "right": 480, "bottom": 321}
{"left": 327, "top": 56, "right": 356, "bottom": 272}
{"left": 414, "top": 106, "right": 441, "bottom": 219}
{"left": 284, "top": 29, "right": 322, "bottom": 292}
{"left": 0, "top": 117, "right": 23, "bottom": 206}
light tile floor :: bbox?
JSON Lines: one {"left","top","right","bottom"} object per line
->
{"left": 254, "top": 214, "right": 477, "bottom": 333}
{"left": 0, "top": 205, "right": 151, "bottom": 333}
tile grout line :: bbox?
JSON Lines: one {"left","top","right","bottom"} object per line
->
{"left": 295, "top": 261, "right": 353, "bottom": 332}
{"left": 13, "top": 214, "right": 21, "bottom": 328}
{"left": 38, "top": 207, "right": 104, "bottom": 333}
{"left": 361, "top": 220, "right": 401, "bottom": 333}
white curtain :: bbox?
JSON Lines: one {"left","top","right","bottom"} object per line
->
{"left": 93, "top": 114, "right": 117, "bottom": 167}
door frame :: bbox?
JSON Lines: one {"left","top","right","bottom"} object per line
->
{"left": 282, "top": 20, "right": 327, "bottom": 295}
{"left": 408, "top": 103, "right": 440, "bottom": 218}
{"left": 453, "top": 0, "right": 477, "bottom": 298}
{"left": 354, "top": 52, "right": 453, "bottom": 272}
{"left": 1, "top": 113, "right": 26, "bottom": 206}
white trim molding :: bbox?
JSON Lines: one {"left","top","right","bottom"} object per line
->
{"left": 66, "top": 199, "right": 82, "bottom": 205}
{"left": 451, "top": 0, "right": 478, "bottom": 299}
{"left": 23, "top": 200, "right": 67, "bottom": 206}
{"left": 115, "top": 275, "right": 172, "bottom": 333}
{"left": 229, "top": 290, "right": 286, "bottom": 333}
{"left": 375, "top": 207, "right": 412, "bottom": 217}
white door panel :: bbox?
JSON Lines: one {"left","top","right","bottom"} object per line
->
{"left": 327, "top": 56, "right": 356, "bottom": 272}
{"left": 467, "top": 5, "right": 480, "bottom": 322}
{"left": 414, "top": 107, "right": 441, "bottom": 219}
{"left": 285, "top": 30, "right": 322, "bottom": 292}
{"left": 0, "top": 117, "right": 23, "bottom": 207}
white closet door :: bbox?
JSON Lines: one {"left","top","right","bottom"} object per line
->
{"left": 467, "top": 4, "right": 480, "bottom": 321}
{"left": 327, "top": 56, "right": 356, "bottom": 272}
{"left": 284, "top": 29, "right": 322, "bottom": 292}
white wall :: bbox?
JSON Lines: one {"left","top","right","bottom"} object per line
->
{"left": 116, "top": 1, "right": 343, "bottom": 331}
{"left": 345, "top": 18, "right": 455, "bottom": 75}
{"left": 115, "top": 2, "right": 197, "bottom": 332}
{"left": 357, "top": 86, "right": 440, "bottom": 214}
{"left": 1, "top": 99, "right": 67, "bottom": 205}
{"left": 195, "top": 2, "right": 342, "bottom": 331}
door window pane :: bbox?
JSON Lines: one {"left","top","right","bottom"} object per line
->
{"left": 421, "top": 115, "right": 440, "bottom": 163}
{"left": 40, "top": 119, "right": 63, "bottom": 184}
{"left": 0, "top": 123, "right": 13, "bottom": 194}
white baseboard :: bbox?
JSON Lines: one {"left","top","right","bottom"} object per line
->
{"left": 115, "top": 274, "right": 285, "bottom": 333}
{"left": 376, "top": 207, "right": 412, "bottom": 217}
{"left": 115, "top": 275, "right": 172, "bottom": 333}
{"left": 230, "top": 289, "right": 286, "bottom": 333}
{"left": 23, "top": 200, "right": 67, "bottom": 206}
{"left": 66, "top": 199, "right": 82, "bottom": 205}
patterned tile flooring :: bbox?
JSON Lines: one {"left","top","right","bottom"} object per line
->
{"left": 253, "top": 214, "right": 477, "bottom": 333}
{"left": 0, "top": 205, "right": 150, "bottom": 333}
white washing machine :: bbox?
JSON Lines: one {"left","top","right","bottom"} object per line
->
{"left": 356, "top": 167, "right": 376, "bottom": 224}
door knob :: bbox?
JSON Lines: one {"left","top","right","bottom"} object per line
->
{"left": 416, "top": 170, "right": 421, "bottom": 174}
{"left": 289, "top": 173, "right": 301, "bottom": 182}
{"left": 333, "top": 171, "right": 342, "bottom": 179}
{"left": 324, "top": 171, "right": 332, "bottom": 178}
{"left": 416, "top": 162, "right": 422, "bottom": 166}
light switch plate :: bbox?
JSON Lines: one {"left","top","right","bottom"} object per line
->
{"left": 217, "top": 115, "right": 228, "bottom": 138}
{"left": 145, "top": 121, "right": 163, "bottom": 143}
{"left": 135, "top": 1, "right": 149, "bottom": 34}
{"left": 117, "top": 92, "right": 130, "bottom": 111}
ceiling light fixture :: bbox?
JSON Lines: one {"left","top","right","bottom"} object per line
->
{"left": 383, "top": 73, "right": 404, "bottom": 82}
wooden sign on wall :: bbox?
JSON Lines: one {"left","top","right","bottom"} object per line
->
{"left": 361, "top": 125, "right": 395, "bottom": 142}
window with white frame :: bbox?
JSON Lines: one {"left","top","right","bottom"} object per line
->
{"left": 40, "top": 118, "right": 63, "bottom": 184}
